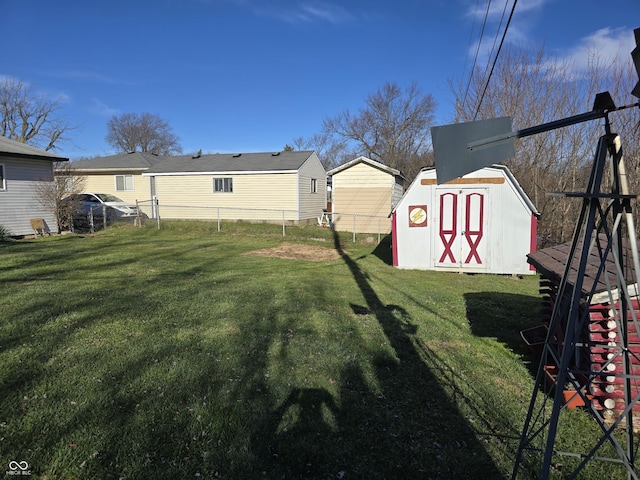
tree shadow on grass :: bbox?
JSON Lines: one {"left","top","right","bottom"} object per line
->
{"left": 1, "top": 232, "right": 532, "bottom": 478}
{"left": 252, "top": 232, "right": 505, "bottom": 478}
{"left": 371, "top": 234, "right": 393, "bottom": 265}
{"left": 464, "top": 291, "right": 544, "bottom": 374}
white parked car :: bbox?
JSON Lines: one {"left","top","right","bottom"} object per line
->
{"left": 62, "top": 193, "right": 144, "bottom": 229}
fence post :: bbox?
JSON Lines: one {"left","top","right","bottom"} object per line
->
{"left": 217, "top": 207, "right": 221, "bottom": 232}
{"left": 282, "top": 210, "right": 286, "bottom": 237}
{"left": 378, "top": 217, "right": 381, "bottom": 244}
{"left": 353, "top": 214, "right": 356, "bottom": 243}
{"left": 155, "top": 198, "right": 161, "bottom": 230}
{"left": 89, "top": 209, "right": 95, "bottom": 233}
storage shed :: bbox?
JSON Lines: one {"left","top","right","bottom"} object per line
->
{"left": 391, "top": 164, "right": 539, "bottom": 274}
{"left": 327, "top": 156, "right": 405, "bottom": 234}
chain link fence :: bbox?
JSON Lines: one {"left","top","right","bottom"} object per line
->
{"left": 135, "top": 198, "right": 390, "bottom": 242}
{"left": 70, "top": 204, "right": 147, "bottom": 234}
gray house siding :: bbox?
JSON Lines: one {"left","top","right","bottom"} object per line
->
{"left": 297, "top": 153, "right": 327, "bottom": 221}
{"left": 0, "top": 156, "right": 58, "bottom": 236}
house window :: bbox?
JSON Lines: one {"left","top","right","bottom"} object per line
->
{"left": 0, "top": 164, "right": 5, "bottom": 190}
{"left": 115, "top": 174, "right": 134, "bottom": 191}
{"left": 311, "top": 178, "right": 317, "bottom": 194}
{"left": 214, "top": 177, "right": 233, "bottom": 193}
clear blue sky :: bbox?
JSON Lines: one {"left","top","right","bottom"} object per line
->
{"left": 2, "top": 0, "right": 638, "bottom": 160}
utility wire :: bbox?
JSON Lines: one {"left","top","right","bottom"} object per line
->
{"left": 477, "top": 0, "right": 510, "bottom": 105}
{"left": 461, "top": 0, "right": 492, "bottom": 117}
{"left": 473, "top": 0, "right": 518, "bottom": 120}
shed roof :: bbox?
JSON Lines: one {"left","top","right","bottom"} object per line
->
{"left": 144, "top": 151, "right": 318, "bottom": 175}
{"left": 0, "top": 136, "right": 68, "bottom": 162}
{"left": 327, "top": 156, "right": 405, "bottom": 180}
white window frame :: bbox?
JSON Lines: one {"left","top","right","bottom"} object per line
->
{"left": 311, "top": 178, "right": 317, "bottom": 194}
{"left": 115, "top": 174, "right": 134, "bottom": 192}
{"left": 0, "top": 164, "right": 5, "bottom": 190}
{"left": 213, "top": 177, "right": 233, "bottom": 193}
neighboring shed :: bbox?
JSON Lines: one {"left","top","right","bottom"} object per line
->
{"left": 0, "top": 136, "right": 68, "bottom": 236}
{"left": 142, "top": 151, "right": 326, "bottom": 223}
{"left": 65, "top": 152, "right": 167, "bottom": 215}
{"left": 391, "top": 164, "right": 539, "bottom": 274}
{"left": 327, "top": 156, "right": 405, "bottom": 234}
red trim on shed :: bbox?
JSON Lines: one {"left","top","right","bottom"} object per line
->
{"left": 530, "top": 214, "right": 538, "bottom": 271}
{"left": 463, "top": 193, "right": 484, "bottom": 264}
{"left": 391, "top": 211, "right": 398, "bottom": 266}
{"left": 438, "top": 192, "right": 458, "bottom": 263}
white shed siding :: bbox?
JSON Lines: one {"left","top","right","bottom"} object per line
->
{"left": 392, "top": 166, "right": 537, "bottom": 275}
{"left": 0, "top": 157, "right": 58, "bottom": 236}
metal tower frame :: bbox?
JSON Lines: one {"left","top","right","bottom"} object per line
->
{"left": 512, "top": 104, "right": 640, "bottom": 479}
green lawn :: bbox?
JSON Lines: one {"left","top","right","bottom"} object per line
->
{"left": 0, "top": 222, "right": 622, "bottom": 479}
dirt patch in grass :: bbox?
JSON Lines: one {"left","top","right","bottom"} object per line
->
{"left": 243, "top": 242, "right": 342, "bottom": 262}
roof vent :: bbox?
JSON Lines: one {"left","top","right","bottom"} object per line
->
{"left": 272, "top": 152, "right": 280, "bottom": 156}
{"left": 232, "top": 153, "right": 241, "bottom": 158}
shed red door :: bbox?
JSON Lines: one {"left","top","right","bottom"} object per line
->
{"left": 435, "top": 188, "right": 487, "bottom": 270}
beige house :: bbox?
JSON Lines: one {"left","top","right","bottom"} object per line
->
{"left": 65, "top": 152, "right": 165, "bottom": 213}
{"left": 327, "top": 156, "right": 405, "bottom": 234}
{"left": 143, "top": 151, "right": 326, "bottom": 223}
{"left": 66, "top": 150, "right": 327, "bottom": 223}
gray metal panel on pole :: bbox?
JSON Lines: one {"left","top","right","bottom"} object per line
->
{"left": 431, "top": 116, "right": 514, "bottom": 185}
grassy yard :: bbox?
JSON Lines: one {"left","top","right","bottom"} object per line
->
{"left": 0, "top": 222, "right": 622, "bottom": 479}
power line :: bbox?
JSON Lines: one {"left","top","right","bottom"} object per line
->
{"left": 477, "top": 0, "right": 510, "bottom": 105}
{"left": 473, "top": 0, "right": 518, "bottom": 120}
{"left": 461, "top": 0, "right": 492, "bottom": 117}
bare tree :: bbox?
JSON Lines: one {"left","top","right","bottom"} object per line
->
{"left": 320, "top": 82, "right": 437, "bottom": 179}
{"left": 451, "top": 43, "right": 639, "bottom": 245}
{"left": 106, "top": 112, "right": 182, "bottom": 155}
{"left": 290, "top": 132, "right": 356, "bottom": 170}
{"left": 36, "top": 163, "right": 86, "bottom": 232}
{"left": 0, "top": 77, "right": 70, "bottom": 151}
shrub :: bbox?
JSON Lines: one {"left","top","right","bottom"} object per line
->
{"left": 0, "top": 224, "right": 12, "bottom": 241}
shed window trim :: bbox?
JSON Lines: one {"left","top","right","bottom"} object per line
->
{"left": 115, "top": 174, "right": 134, "bottom": 191}
{"left": 311, "top": 178, "right": 317, "bottom": 194}
{"left": 0, "top": 164, "right": 5, "bottom": 191}
{"left": 214, "top": 177, "right": 233, "bottom": 193}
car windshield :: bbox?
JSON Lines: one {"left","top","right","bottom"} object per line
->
{"left": 95, "top": 194, "right": 124, "bottom": 203}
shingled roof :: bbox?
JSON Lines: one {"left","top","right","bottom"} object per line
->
{"left": 0, "top": 136, "right": 68, "bottom": 161}
{"left": 67, "top": 151, "right": 167, "bottom": 172}
{"left": 65, "top": 150, "right": 318, "bottom": 175}
{"left": 145, "top": 151, "right": 317, "bottom": 175}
